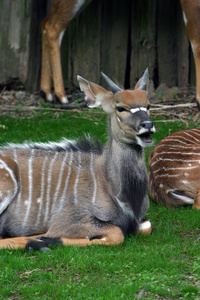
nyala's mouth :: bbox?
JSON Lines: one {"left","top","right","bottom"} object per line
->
{"left": 136, "top": 125, "right": 156, "bottom": 147}
{"left": 138, "top": 132, "right": 153, "bottom": 144}
{"left": 136, "top": 128, "right": 155, "bottom": 146}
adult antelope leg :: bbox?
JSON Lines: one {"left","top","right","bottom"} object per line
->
{"left": 40, "top": 18, "right": 53, "bottom": 102}
{"left": 61, "top": 225, "right": 125, "bottom": 247}
{"left": 0, "top": 235, "right": 45, "bottom": 250}
{"left": 0, "top": 227, "right": 124, "bottom": 250}
{"left": 25, "top": 225, "right": 124, "bottom": 250}
{"left": 180, "top": 0, "right": 200, "bottom": 109}
{"left": 0, "top": 222, "right": 151, "bottom": 250}
{"left": 193, "top": 44, "right": 200, "bottom": 108}
{"left": 26, "top": 221, "right": 151, "bottom": 250}
{"left": 40, "top": 1, "right": 76, "bottom": 104}
{"left": 41, "top": 17, "right": 69, "bottom": 104}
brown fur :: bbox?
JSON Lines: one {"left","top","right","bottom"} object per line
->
{"left": 41, "top": 0, "right": 91, "bottom": 103}
{"left": 180, "top": 0, "right": 200, "bottom": 107}
{"left": 149, "top": 127, "right": 200, "bottom": 209}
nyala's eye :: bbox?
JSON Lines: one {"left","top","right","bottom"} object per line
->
{"left": 147, "top": 105, "right": 151, "bottom": 110}
{"left": 116, "top": 106, "right": 127, "bottom": 112}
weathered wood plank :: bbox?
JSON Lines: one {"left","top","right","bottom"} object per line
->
{"left": 157, "top": 0, "right": 179, "bottom": 87}
{"left": 26, "top": 0, "right": 50, "bottom": 92}
{"left": 100, "top": 0, "right": 130, "bottom": 88}
{"left": 176, "top": 0, "right": 189, "bottom": 88}
{"left": 0, "top": 1, "right": 32, "bottom": 84}
{"left": 130, "top": 0, "right": 157, "bottom": 87}
{"left": 61, "top": 1, "right": 101, "bottom": 88}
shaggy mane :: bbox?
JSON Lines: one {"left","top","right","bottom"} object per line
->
{"left": 0, "top": 136, "right": 103, "bottom": 154}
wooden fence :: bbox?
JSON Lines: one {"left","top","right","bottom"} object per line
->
{"left": 0, "top": 0, "right": 195, "bottom": 94}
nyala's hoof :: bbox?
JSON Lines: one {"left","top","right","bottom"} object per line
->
{"left": 137, "top": 220, "right": 152, "bottom": 235}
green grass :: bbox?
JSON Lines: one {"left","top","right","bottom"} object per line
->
{"left": 0, "top": 110, "right": 199, "bottom": 299}
{"left": 0, "top": 110, "right": 107, "bottom": 144}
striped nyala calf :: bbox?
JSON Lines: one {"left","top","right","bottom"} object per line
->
{"left": 149, "top": 127, "right": 200, "bottom": 209}
{"left": 0, "top": 69, "right": 155, "bottom": 250}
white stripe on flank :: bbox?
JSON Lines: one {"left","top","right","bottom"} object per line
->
{"left": 151, "top": 151, "right": 200, "bottom": 160}
{"left": 153, "top": 165, "right": 197, "bottom": 174}
{"left": 51, "top": 151, "right": 69, "bottom": 213}
{"left": 168, "top": 132, "right": 200, "bottom": 144}
{"left": 154, "top": 173, "right": 181, "bottom": 180}
{"left": 155, "top": 143, "right": 200, "bottom": 151}
{"left": 150, "top": 158, "right": 200, "bottom": 167}
{"left": 35, "top": 156, "right": 48, "bottom": 227}
{"left": 74, "top": 151, "right": 82, "bottom": 204}
{"left": 13, "top": 150, "right": 22, "bottom": 210}
{"left": 44, "top": 152, "right": 58, "bottom": 224}
{"left": 164, "top": 137, "right": 193, "bottom": 145}
{"left": 59, "top": 151, "right": 74, "bottom": 211}
{"left": 115, "top": 197, "right": 134, "bottom": 219}
{"left": 23, "top": 149, "right": 34, "bottom": 229}
{"left": 90, "top": 152, "right": 97, "bottom": 204}
{"left": 0, "top": 158, "right": 18, "bottom": 214}
{"left": 184, "top": 131, "right": 200, "bottom": 143}
{"left": 190, "top": 128, "right": 200, "bottom": 136}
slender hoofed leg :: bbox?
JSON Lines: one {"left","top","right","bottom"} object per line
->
{"left": 40, "top": 18, "right": 53, "bottom": 103}
{"left": 26, "top": 225, "right": 125, "bottom": 250}
{"left": 0, "top": 235, "right": 46, "bottom": 250}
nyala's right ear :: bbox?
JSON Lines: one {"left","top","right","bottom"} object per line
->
{"left": 77, "top": 75, "right": 115, "bottom": 114}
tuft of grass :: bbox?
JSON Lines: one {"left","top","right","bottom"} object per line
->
{"left": 0, "top": 110, "right": 199, "bottom": 299}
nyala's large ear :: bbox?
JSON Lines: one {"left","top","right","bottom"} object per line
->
{"left": 134, "top": 68, "right": 150, "bottom": 92}
{"left": 77, "top": 75, "right": 115, "bottom": 114}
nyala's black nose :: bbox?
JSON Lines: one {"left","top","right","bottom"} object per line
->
{"left": 139, "top": 121, "right": 154, "bottom": 131}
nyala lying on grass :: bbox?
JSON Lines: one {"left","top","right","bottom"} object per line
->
{"left": 149, "top": 127, "right": 200, "bottom": 209}
{"left": 0, "top": 70, "right": 155, "bottom": 250}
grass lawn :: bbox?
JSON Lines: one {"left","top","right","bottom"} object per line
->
{"left": 0, "top": 109, "right": 199, "bottom": 299}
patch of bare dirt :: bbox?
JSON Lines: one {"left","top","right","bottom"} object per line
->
{"left": 0, "top": 82, "right": 199, "bottom": 123}
{"left": 149, "top": 86, "right": 199, "bottom": 125}
{"left": 0, "top": 87, "right": 86, "bottom": 117}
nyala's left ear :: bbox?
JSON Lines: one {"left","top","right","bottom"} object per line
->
{"left": 77, "top": 75, "right": 115, "bottom": 114}
{"left": 134, "top": 68, "right": 149, "bottom": 92}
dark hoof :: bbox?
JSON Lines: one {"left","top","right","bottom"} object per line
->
{"left": 87, "top": 234, "right": 103, "bottom": 241}
{"left": 40, "top": 90, "right": 47, "bottom": 101}
{"left": 26, "top": 237, "right": 62, "bottom": 251}
{"left": 196, "top": 101, "right": 200, "bottom": 111}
